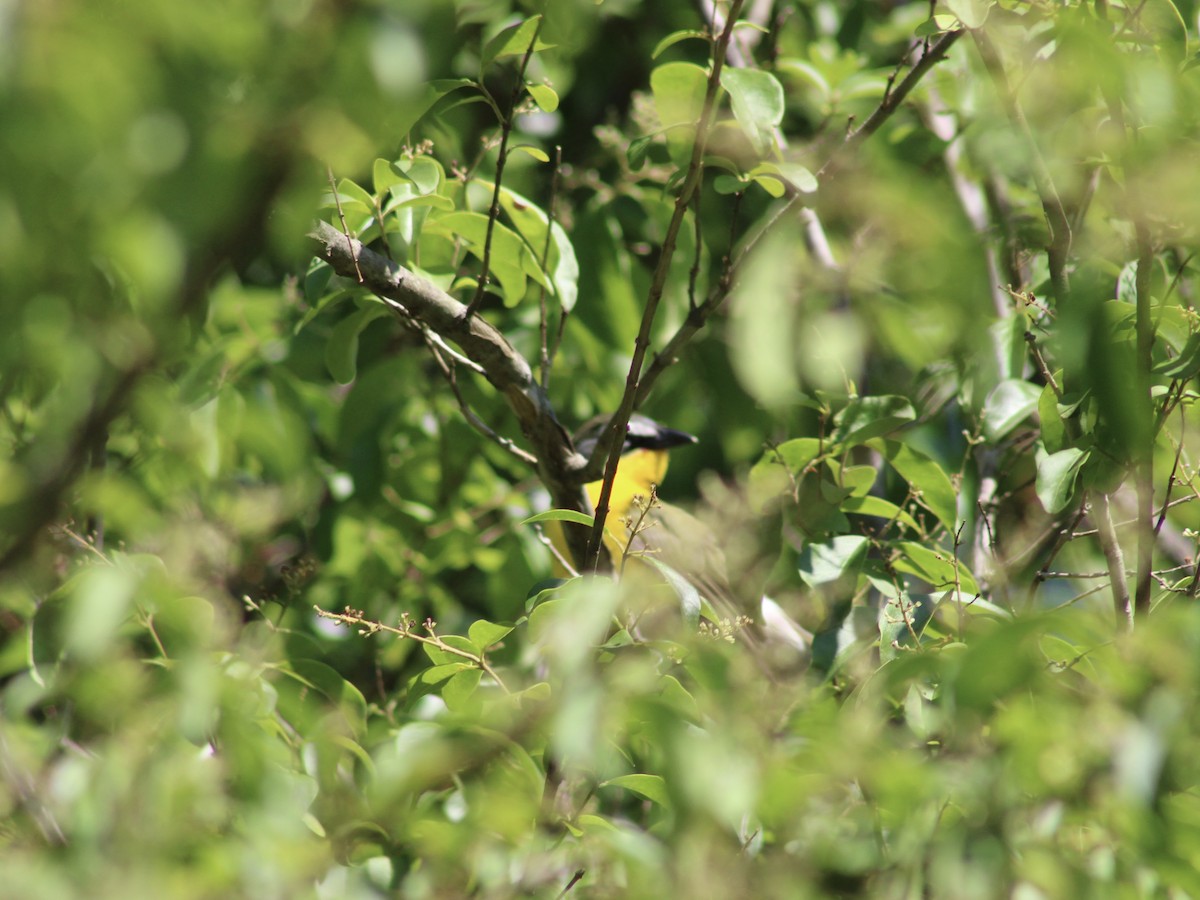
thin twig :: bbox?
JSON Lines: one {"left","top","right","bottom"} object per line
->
{"left": 315, "top": 606, "right": 511, "bottom": 693}
{"left": 1133, "top": 220, "right": 1155, "bottom": 618}
{"left": 1154, "top": 403, "right": 1186, "bottom": 537}
{"left": 327, "top": 165, "right": 363, "bottom": 283}
{"left": 423, "top": 334, "right": 539, "bottom": 467}
{"left": 584, "top": 0, "right": 746, "bottom": 569}
{"left": 555, "top": 869, "right": 586, "bottom": 899}
{"left": 1024, "top": 330, "right": 1062, "bottom": 397}
{"left": 465, "top": 18, "right": 545, "bottom": 318}
{"left": 633, "top": 29, "right": 962, "bottom": 408}
{"left": 686, "top": 190, "right": 703, "bottom": 310}
{"left": 538, "top": 145, "right": 564, "bottom": 388}
{"left": 1093, "top": 493, "right": 1133, "bottom": 632}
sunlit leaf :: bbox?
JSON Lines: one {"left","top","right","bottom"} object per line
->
{"left": 866, "top": 439, "right": 957, "bottom": 531}
{"left": 981, "top": 379, "right": 1042, "bottom": 440}
{"left": 892, "top": 542, "right": 979, "bottom": 595}
{"left": 720, "top": 67, "right": 784, "bottom": 154}
{"left": 797, "top": 535, "right": 868, "bottom": 586}
{"left": 425, "top": 211, "right": 533, "bottom": 305}
{"left": 522, "top": 509, "right": 595, "bottom": 527}
{"left": 526, "top": 82, "right": 559, "bottom": 113}
{"left": 652, "top": 29, "right": 710, "bottom": 59}
{"left": 602, "top": 773, "right": 672, "bottom": 807}
{"left": 468, "top": 619, "right": 515, "bottom": 652}
{"left": 943, "top": 0, "right": 993, "bottom": 28}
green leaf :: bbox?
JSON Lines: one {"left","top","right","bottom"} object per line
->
{"left": 425, "top": 211, "right": 532, "bottom": 306}
{"left": 284, "top": 660, "right": 368, "bottom": 736}
{"left": 521, "top": 508, "right": 595, "bottom": 527}
{"left": 915, "top": 14, "right": 961, "bottom": 37}
{"left": 601, "top": 773, "right": 671, "bottom": 808}
{"left": 834, "top": 396, "right": 916, "bottom": 447}
{"left": 485, "top": 184, "right": 580, "bottom": 311}
{"left": 652, "top": 29, "right": 710, "bottom": 59}
{"left": 509, "top": 143, "right": 550, "bottom": 162}
{"left": 442, "top": 668, "right": 483, "bottom": 712}
{"left": 1154, "top": 331, "right": 1200, "bottom": 378}
{"left": 1036, "top": 447, "right": 1089, "bottom": 514}
{"left": 713, "top": 173, "right": 747, "bottom": 195}
{"left": 840, "top": 495, "right": 921, "bottom": 531}
{"left": 749, "top": 173, "right": 785, "bottom": 197}
{"left": 398, "top": 156, "right": 443, "bottom": 194}
{"left": 797, "top": 535, "right": 869, "bottom": 586}
{"left": 335, "top": 177, "right": 375, "bottom": 211}
{"left": 325, "top": 304, "right": 389, "bottom": 384}
{"left": 892, "top": 542, "right": 979, "bottom": 595}
{"left": 981, "top": 379, "right": 1042, "bottom": 441}
{"left": 383, "top": 193, "right": 455, "bottom": 215}
{"left": 750, "top": 161, "right": 817, "bottom": 194}
{"left": 644, "top": 557, "right": 702, "bottom": 629}
{"left": 481, "top": 16, "right": 554, "bottom": 71}
{"left": 627, "top": 135, "right": 654, "bottom": 170}
{"left": 526, "top": 82, "right": 559, "bottom": 113}
{"left": 943, "top": 0, "right": 993, "bottom": 29}
{"left": 373, "top": 158, "right": 409, "bottom": 195}
{"left": 419, "top": 662, "right": 470, "bottom": 684}
{"left": 651, "top": 61, "right": 708, "bottom": 166}
{"left": 651, "top": 61, "right": 709, "bottom": 126}
{"left": 836, "top": 463, "right": 877, "bottom": 498}
{"left": 866, "top": 439, "right": 957, "bottom": 531}
{"left": 468, "top": 619, "right": 514, "bottom": 652}
{"left": 720, "top": 68, "right": 784, "bottom": 154}
{"left": 1038, "top": 384, "right": 1067, "bottom": 454}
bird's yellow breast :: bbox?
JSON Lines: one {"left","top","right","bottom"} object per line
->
{"left": 547, "top": 448, "right": 670, "bottom": 573}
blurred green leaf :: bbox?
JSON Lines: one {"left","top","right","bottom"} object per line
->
{"left": 892, "top": 542, "right": 979, "bottom": 595}
{"left": 797, "top": 535, "right": 868, "bottom": 586}
{"left": 943, "top": 0, "right": 993, "bottom": 28}
{"left": 644, "top": 557, "right": 702, "bottom": 629}
{"left": 1036, "top": 447, "right": 1090, "bottom": 514}
{"left": 602, "top": 773, "right": 671, "bottom": 807}
{"left": 325, "top": 303, "right": 389, "bottom": 384}
{"left": 834, "top": 396, "right": 917, "bottom": 446}
{"left": 981, "top": 379, "right": 1042, "bottom": 441}
{"left": 481, "top": 16, "right": 554, "bottom": 71}
{"left": 652, "top": 29, "right": 710, "bottom": 59}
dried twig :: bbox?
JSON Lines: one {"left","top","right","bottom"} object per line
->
{"left": 314, "top": 606, "right": 510, "bottom": 693}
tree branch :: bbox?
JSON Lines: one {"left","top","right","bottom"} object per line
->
{"left": 1093, "top": 492, "right": 1134, "bottom": 632}
{"left": 309, "top": 220, "right": 590, "bottom": 559}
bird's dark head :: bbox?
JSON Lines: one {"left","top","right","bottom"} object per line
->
{"left": 575, "top": 413, "right": 698, "bottom": 458}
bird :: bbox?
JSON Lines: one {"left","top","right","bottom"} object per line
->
{"left": 551, "top": 413, "right": 811, "bottom": 667}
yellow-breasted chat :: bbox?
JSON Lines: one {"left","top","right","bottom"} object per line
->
{"left": 549, "top": 414, "right": 811, "bottom": 667}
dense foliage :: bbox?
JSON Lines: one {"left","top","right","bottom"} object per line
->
{"left": 5, "top": 0, "right": 1200, "bottom": 896}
